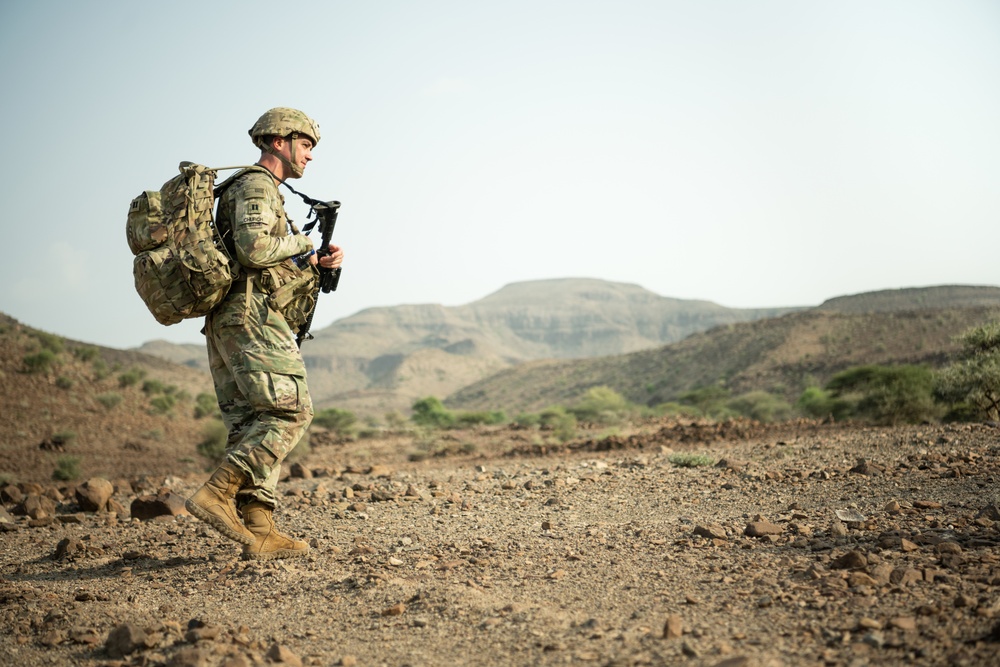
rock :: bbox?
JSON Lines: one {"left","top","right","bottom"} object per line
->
{"left": 105, "top": 623, "right": 151, "bottom": 658}
{"left": 913, "top": 500, "right": 942, "bottom": 510}
{"left": 662, "top": 614, "right": 683, "bottom": 639}
{"left": 382, "top": 603, "right": 406, "bottom": 616}
{"left": 167, "top": 647, "right": 210, "bottom": 667}
{"left": 744, "top": 521, "right": 783, "bottom": 537}
{"left": 889, "top": 568, "right": 923, "bottom": 586}
{"left": 832, "top": 550, "right": 868, "bottom": 570}
{"left": 976, "top": 504, "right": 1000, "bottom": 521}
{"left": 693, "top": 524, "right": 727, "bottom": 540}
{"left": 53, "top": 537, "right": 85, "bottom": 560}
{"left": 130, "top": 492, "right": 189, "bottom": 520}
{"left": 18, "top": 494, "right": 56, "bottom": 520}
{"left": 1, "top": 484, "right": 24, "bottom": 504}
{"left": 0, "top": 506, "right": 13, "bottom": 524}
{"left": 289, "top": 462, "right": 313, "bottom": 479}
{"left": 75, "top": 477, "right": 114, "bottom": 512}
{"left": 935, "top": 541, "right": 962, "bottom": 555}
{"left": 830, "top": 521, "right": 849, "bottom": 537}
{"left": 888, "top": 616, "right": 917, "bottom": 632}
{"left": 835, "top": 509, "right": 866, "bottom": 523}
{"left": 266, "top": 643, "right": 303, "bottom": 666}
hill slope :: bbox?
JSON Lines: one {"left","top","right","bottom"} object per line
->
{"left": 138, "top": 278, "right": 798, "bottom": 416}
{"left": 0, "top": 314, "right": 214, "bottom": 484}
{"left": 447, "top": 302, "right": 1000, "bottom": 414}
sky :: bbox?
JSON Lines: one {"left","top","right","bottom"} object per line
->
{"left": 1, "top": 0, "right": 998, "bottom": 349}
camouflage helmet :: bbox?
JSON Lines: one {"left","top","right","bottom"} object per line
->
{"left": 248, "top": 107, "right": 321, "bottom": 148}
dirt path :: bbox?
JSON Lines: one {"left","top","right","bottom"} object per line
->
{"left": 2, "top": 422, "right": 999, "bottom": 666}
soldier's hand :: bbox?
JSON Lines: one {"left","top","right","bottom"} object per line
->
{"left": 319, "top": 244, "right": 344, "bottom": 270}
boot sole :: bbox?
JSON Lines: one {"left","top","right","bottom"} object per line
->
{"left": 242, "top": 547, "right": 310, "bottom": 561}
{"left": 186, "top": 499, "right": 255, "bottom": 546}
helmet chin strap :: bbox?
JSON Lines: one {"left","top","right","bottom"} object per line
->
{"left": 262, "top": 132, "right": 303, "bottom": 179}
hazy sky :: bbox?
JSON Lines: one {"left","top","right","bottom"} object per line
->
{"left": 1, "top": 0, "right": 997, "bottom": 349}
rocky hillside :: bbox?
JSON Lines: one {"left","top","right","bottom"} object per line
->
{"left": 448, "top": 301, "right": 1000, "bottom": 415}
{"left": 0, "top": 314, "right": 214, "bottom": 485}
{"left": 137, "top": 278, "right": 798, "bottom": 416}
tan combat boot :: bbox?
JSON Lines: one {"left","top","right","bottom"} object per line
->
{"left": 185, "top": 463, "right": 255, "bottom": 545}
{"left": 241, "top": 501, "right": 310, "bottom": 561}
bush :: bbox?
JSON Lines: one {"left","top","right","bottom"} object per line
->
{"left": 826, "top": 364, "right": 941, "bottom": 425}
{"left": 677, "top": 385, "right": 735, "bottom": 419}
{"left": 668, "top": 453, "right": 715, "bottom": 468}
{"left": 119, "top": 368, "right": 146, "bottom": 388}
{"left": 95, "top": 392, "right": 123, "bottom": 410}
{"left": 539, "top": 406, "right": 577, "bottom": 442}
{"left": 149, "top": 394, "right": 176, "bottom": 415}
{"left": 313, "top": 407, "right": 358, "bottom": 436}
{"left": 796, "top": 386, "right": 853, "bottom": 421}
{"left": 569, "top": 386, "right": 631, "bottom": 424}
{"left": 194, "top": 393, "right": 219, "bottom": 419}
{"left": 197, "top": 420, "right": 229, "bottom": 462}
{"left": 23, "top": 349, "right": 57, "bottom": 373}
{"left": 72, "top": 345, "right": 99, "bottom": 362}
{"left": 455, "top": 410, "right": 507, "bottom": 426}
{"left": 411, "top": 396, "right": 456, "bottom": 429}
{"left": 725, "top": 391, "right": 792, "bottom": 422}
{"left": 56, "top": 376, "right": 74, "bottom": 390}
{"left": 32, "top": 331, "right": 64, "bottom": 354}
{"left": 142, "top": 379, "right": 166, "bottom": 395}
{"left": 52, "top": 456, "right": 81, "bottom": 481}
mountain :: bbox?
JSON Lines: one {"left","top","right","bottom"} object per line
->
{"left": 447, "top": 286, "right": 1000, "bottom": 415}
{"left": 137, "top": 278, "right": 799, "bottom": 416}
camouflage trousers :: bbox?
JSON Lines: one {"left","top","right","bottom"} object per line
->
{"left": 205, "top": 283, "right": 313, "bottom": 508}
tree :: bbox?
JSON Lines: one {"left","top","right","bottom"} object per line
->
{"left": 934, "top": 323, "right": 1000, "bottom": 421}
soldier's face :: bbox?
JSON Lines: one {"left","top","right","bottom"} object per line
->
{"left": 277, "top": 136, "right": 314, "bottom": 173}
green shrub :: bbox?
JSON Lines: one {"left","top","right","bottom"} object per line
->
{"left": 197, "top": 420, "right": 229, "bottom": 462}
{"left": 668, "top": 453, "right": 715, "bottom": 468}
{"left": 194, "top": 393, "right": 219, "bottom": 419}
{"left": 796, "top": 386, "right": 853, "bottom": 421}
{"left": 119, "top": 368, "right": 146, "bottom": 388}
{"left": 411, "top": 396, "right": 456, "bottom": 429}
{"left": 726, "top": 391, "right": 792, "bottom": 422}
{"left": 313, "top": 407, "right": 358, "bottom": 435}
{"left": 23, "top": 349, "right": 57, "bottom": 373}
{"left": 539, "top": 406, "right": 577, "bottom": 442}
{"left": 569, "top": 386, "right": 631, "bottom": 424}
{"left": 52, "top": 456, "right": 81, "bottom": 481}
{"left": 52, "top": 431, "right": 77, "bottom": 447}
{"left": 72, "top": 345, "right": 99, "bottom": 362}
{"left": 91, "top": 358, "right": 110, "bottom": 380}
{"left": 826, "top": 364, "right": 940, "bottom": 425}
{"left": 149, "top": 394, "right": 176, "bottom": 415}
{"left": 56, "top": 376, "right": 74, "bottom": 390}
{"left": 677, "top": 385, "right": 735, "bottom": 419}
{"left": 95, "top": 392, "right": 123, "bottom": 410}
{"left": 513, "top": 412, "right": 542, "bottom": 427}
{"left": 455, "top": 410, "right": 507, "bottom": 426}
{"left": 32, "top": 331, "right": 64, "bottom": 354}
{"left": 142, "top": 379, "right": 166, "bottom": 395}
{"left": 653, "top": 402, "right": 702, "bottom": 418}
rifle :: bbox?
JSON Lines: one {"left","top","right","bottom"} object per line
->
{"left": 294, "top": 199, "right": 341, "bottom": 347}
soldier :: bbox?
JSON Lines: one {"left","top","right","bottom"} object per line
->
{"left": 186, "top": 108, "right": 344, "bottom": 560}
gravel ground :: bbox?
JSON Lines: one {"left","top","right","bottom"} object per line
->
{"left": 2, "top": 420, "right": 999, "bottom": 667}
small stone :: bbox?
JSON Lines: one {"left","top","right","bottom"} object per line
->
{"left": 913, "top": 500, "right": 942, "bottom": 510}
{"left": 693, "top": 524, "right": 727, "bottom": 540}
{"left": 832, "top": 550, "right": 868, "bottom": 570}
{"left": 662, "top": 615, "right": 683, "bottom": 639}
{"left": 888, "top": 616, "right": 917, "bottom": 631}
{"left": 105, "top": 623, "right": 151, "bottom": 658}
{"left": 340, "top": 657, "right": 358, "bottom": 667}
{"left": 935, "top": 541, "right": 962, "bottom": 555}
{"left": 166, "top": 647, "right": 210, "bottom": 667}
{"left": 266, "top": 643, "right": 303, "bottom": 667}
{"left": 382, "top": 603, "right": 406, "bottom": 616}
{"left": 858, "top": 617, "right": 882, "bottom": 630}
{"left": 900, "top": 539, "right": 919, "bottom": 552}
{"left": 744, "top": 521, "right": 783, "bottom": 537}
{"left": 130, "top": 492, "right": 188, "bottom": 520}
{"left": 53, "top": 537, "right": 85, "bottom": 560}
{"left": 75, "top": 477, "right": 114, "bottom": 512}
{"left": 830, "top": 521, "right": 849, "bottom": 537}
{"left": 889, "top": 568, "right": 923, "bottom": 586}
{"left": 955, "top": 594, "right": 977, "bottom": 609}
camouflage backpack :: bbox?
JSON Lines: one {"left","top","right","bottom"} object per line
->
{"left": 126, "top": 162, "right": 250, "bottom": 326}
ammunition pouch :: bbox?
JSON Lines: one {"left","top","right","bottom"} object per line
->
{"left": 255, "top": 260, "right": 319, "bottom": 331}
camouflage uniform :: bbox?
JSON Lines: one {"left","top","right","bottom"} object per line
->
{"left": 205, "top": 169, "right": 316, "bottom": 508}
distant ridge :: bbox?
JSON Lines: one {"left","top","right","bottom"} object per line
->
{"left": 816, "top": 285, "right": 1000, "bottom": 314}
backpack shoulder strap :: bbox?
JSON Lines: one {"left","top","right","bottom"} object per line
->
{"left": 212, "top": 165, "right": 273, "bottom": 199}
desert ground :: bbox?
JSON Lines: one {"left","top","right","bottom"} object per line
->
{"left": 2, "top": 419, "right": 999, "bottom": 667}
